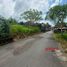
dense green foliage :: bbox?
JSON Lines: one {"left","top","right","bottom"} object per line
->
{"left": 46, "top": 4, "right": 67, "bottom": 24}
{"left": 55, "top": 33, "right": 67, "bottom": 40}
{"left": 53, "top": 33, "right": 67, "bottom": 50}
{"left": 0, "top": 17, "right": 10, "bottom": 40}
{"left": 0, "top": 8, "right": 50, "bottom": 44}
{"left": 46, "top": 4, "right": 67, "bottom": 36}
{"left": 0, "top": 16, "right": 40, "bottom": 44}
{"left": 21, "top": 9, "right": 42, "bottom": 22}
{"left": 62, "top": 33, "right": 67, "bottom": 40}
{"left": 10, "top": 25, "right": 40, "bottom": 38}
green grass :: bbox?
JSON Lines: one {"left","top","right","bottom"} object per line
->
{"left": 54, "top": 32, "right": 67, "bottom": 41}
{"left": 10, "top": 24, "right": 40, "bottom": 38}
{"left": 53, "top": 32, "right": 67, "bottom": 50}
{"left": 62, "top": 33, "right": 67, "bottom": 40}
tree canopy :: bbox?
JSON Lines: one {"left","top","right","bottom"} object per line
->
{"left": 46, "top": 4, "right": 67, "bottom": 25}
{"left": 21, "top": 9, "right": 42, "bottom": 22}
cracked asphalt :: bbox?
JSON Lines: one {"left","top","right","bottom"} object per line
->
{"left": 0, "top": 31, "right": 66, "bottom": 67}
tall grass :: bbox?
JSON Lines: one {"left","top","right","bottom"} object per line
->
{"left": 53, "top": 32, "right": 67, "bottom": 50}
{"left": 10, "top": 24, "right": 40, "bottom": 39}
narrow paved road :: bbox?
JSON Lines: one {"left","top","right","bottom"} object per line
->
{"left": 0, "top": 31, "right": 66, "bottom": 67}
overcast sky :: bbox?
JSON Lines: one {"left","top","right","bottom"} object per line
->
{"left": 0, "top": 0, "right": 67, "bottom": 24}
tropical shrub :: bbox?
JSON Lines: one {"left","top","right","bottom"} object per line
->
{"left": 0, "top": 17, "right": 12, "bottom": 44}
{"left": 10, "top": 25, "right": 40, "bottom": 39}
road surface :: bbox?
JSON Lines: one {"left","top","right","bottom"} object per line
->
{"left": 0, "top": 31, "right": 66, "bottom": 67}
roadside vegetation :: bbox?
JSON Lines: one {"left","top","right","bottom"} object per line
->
{"left": 53, "top": 32, "right": 67, "bottom": 53}
{"left": 10, "top": 24, "right": 40, "bottom": 39}
{"left": 0, "top": 9, "right": 51, "bottom": 45}
{"left": 0, "top": 17, "right": 40, "bottom": 45}
{"left": 46, "top": 4, "right": 67, "bottom": 53}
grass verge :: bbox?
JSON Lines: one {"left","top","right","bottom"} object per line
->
{"left": 10, "top": 24, "right": 40, "bottom": 39}
{"left": 53, "top": 33, "right": 67, "bottom": 53}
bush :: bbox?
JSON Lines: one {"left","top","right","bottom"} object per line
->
{"left": 62, "top": 33, "right": 67, "bottom": 40}
{"left": 54, "top": 33, "right": 67, "bottom": 40}
{"left": 0, "top": 17, "right": 12, "bottom": 44}
{"left": 10, "top": 25, "right": 40, "bottom": 39}
{"left": 53, "top": 33, "right": 67, "bottom": 50}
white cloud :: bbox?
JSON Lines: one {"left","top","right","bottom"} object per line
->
{"left": 14, "top": 0, "right": 49, "bottom": 20}
{"left": 0, "top": 0, "right": 63, "bottom": 20}
{"left": 0, "top": 0, "right": 15, "bottom": 18}
{"left": 50, "top": 0, "right": 62, "bottom": 8}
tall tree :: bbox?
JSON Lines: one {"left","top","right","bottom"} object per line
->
{"left": 21, "top": 9, "right": 42, "bottom": 22}
{"left": 46, "top": 4, "right": 67, "bottom": 34}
